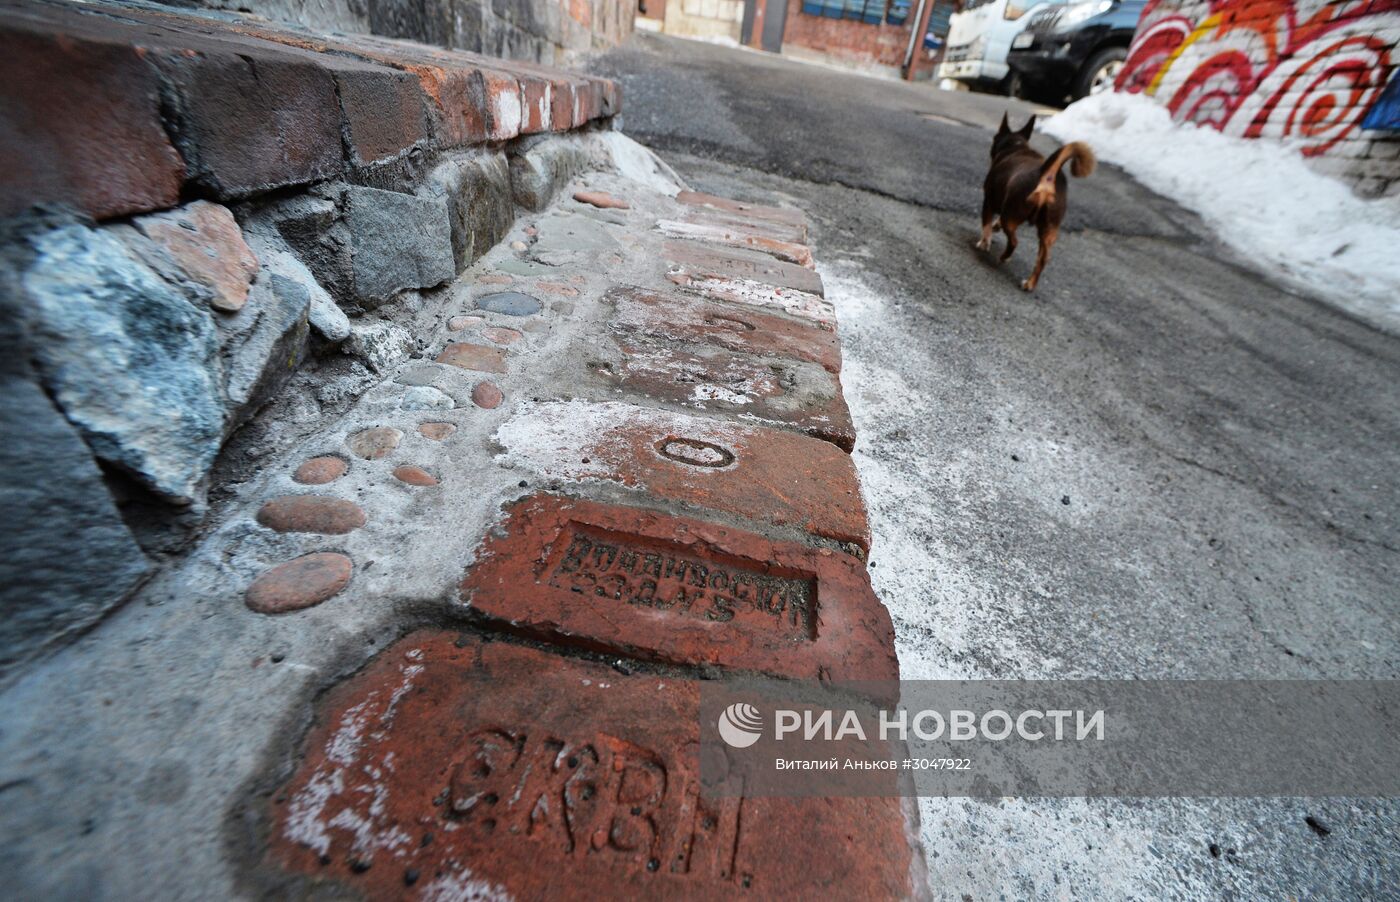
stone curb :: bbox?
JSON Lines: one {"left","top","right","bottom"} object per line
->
{"left": 0, "top": 0, "right": 621, "bottom": 220}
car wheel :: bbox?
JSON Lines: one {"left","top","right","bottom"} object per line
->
{"left": 1003, "top": 71, "right": 1023, "bottom": 98}
{"left": 1073, "top": 47, "right": 1127, "bottom": 100}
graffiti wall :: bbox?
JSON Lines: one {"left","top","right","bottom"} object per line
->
{"left": 1116, "top": 0, "right": 1400, "bottom": 196}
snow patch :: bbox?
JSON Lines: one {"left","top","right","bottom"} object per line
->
{"left": 820, "top": 261, "right": 1065, "bottom": 681}
{"left": 1045, "top": 92, "right": 1400, "bottom": 332}
{"left": 598, "top": 132, "right": 688, "bottom": 196}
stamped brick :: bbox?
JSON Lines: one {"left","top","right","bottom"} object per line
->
{"left": 496, "top": 401, "right": 870, "bottom": 549}
{"left": 607, "top": 285, "right": 840, "bottom": 373}
{"left": 267, "top": 633, "right": 917, "bottom": 898}
{"left": 462, "top": 495, "right": 896, "bottom": 682}
{"left": 599, "top": 337, "right": 855, "bottom": 451}
{"left": 437, "top": 342, "right": 508, "bottom": 373}
{"left": 665, "top": 240, "right": 824, "bottom": 297}
{"left": 656, "top": 220, "right": 813, "bottom": 268}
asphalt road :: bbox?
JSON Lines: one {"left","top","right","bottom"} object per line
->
{"left": 589, "top": 34, "right": 1400, "bottom": 900}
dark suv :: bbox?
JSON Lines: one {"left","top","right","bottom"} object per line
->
{"left": 1006, "top": 0, "right": 1145, "bottom": 103}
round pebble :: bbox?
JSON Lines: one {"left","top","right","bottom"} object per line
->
{"left": 293, "top": 456, "right": 347, "bottom": 485}
{"left": 246, "top": 552, "right": 353, "bottom": 614}
{"left": 418, "top": 422, "right": 457, "bottom": 441}
{"left": 510, "top": 240, "right": 528, "bottom": 252}
{"left": 472, "top": 381, "right": 504, "bottom": 409}
{"left": 481, "top": 326, "right": 522, "bottom": 345}
{"left": 257, "top": 496, "right": 367, "bottom": 535}
{"left": 476, "top": 291, "right": 542, "bottom": 317}
{"left": 447, "top": 315, "right": 484, "bottom": 331}
{"left": 348, "top": 426, "right": 402, "bottom": 460}
{"left": 393, "top": 465, "right": 440, "bottom": 487}
{"left": 401, "top": 386, "right": 456, "bottom": 411}
{"left": 572, "top": 190, "right": 630, "bottom": 210}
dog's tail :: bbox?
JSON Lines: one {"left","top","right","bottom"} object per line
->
{"left": 1028, "top": 142, "right": 1096, "bottom": 207}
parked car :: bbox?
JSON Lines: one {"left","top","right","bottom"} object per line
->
{"left": 937, "top": 0, "right": 1067, "bottom": 95}
{"left": 1005, "top": 0, "right": 1146, "bottom": 102}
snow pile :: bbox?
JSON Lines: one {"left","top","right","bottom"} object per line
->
{"left": 596, "top": 131, "right": 688, "bottom": 196}
{"left": 1045, "top": 91, "right": 1400, "bottom": 332}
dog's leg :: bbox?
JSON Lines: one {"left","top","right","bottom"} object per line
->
{"left": 976, "top": 192, "right": 998, "bottom": 250}
{"left": 976, "top": 215, "right": 999, "bottom": 251}
{"left": 1022, "top": 224, "right": 1059, "bottom": 291}
{"left": 999, "top": 221, "right": 1018, "bottom": 264}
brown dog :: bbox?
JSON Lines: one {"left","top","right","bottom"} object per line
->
{"left": 977, "top": 113, "right": 1095, "bottom": 291}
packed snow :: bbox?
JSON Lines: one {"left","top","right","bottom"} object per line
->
{"left": 1045, "top": 91, "right": 1400, "bottom": 333}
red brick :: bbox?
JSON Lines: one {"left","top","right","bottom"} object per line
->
{"left": 267, "top": 632, "right": 916, "bottom": 897}
{"left": 497, "top": 401, "right": 870, "bottom": 549}
{"left": 604, "top": 337, "right": 856, "bottom": 451}
{"left": 0, "top": 17, "right": 184, "bottom": 220}
{"left": 292, "top": 455, "right": 348, "bottom": 485}
{"left": 667, "top": 270, "right": 835, "bottom": 327}
{"left": 462, "top": 495, "right": 897, "bottom": 682}
{"left": 675, "top": 190, "right": 807, "bottom": 229}
{"left": 147, "top": 16, "right": 430, "bottom": 169}
{"left": 437, "top": 342, "right": 509, "bottom": 373}
{"left": 257, "top": 495, "right": 366, "bottom": 535}
{"left": 608, "top": 285, "right": 841, "bottom": 373}
{"left": 680, "top": 205, "right": 808, "bottom": 245}
{"left": 245, "top": 552, "right": 352, "bottom": 614}
{"left": 88, "top": 14, "right": 349, "bottom": 199}
{"left": 657, "top": 220, "right": 813, "bottom": 268}
{"left": 665, "top": 240, "right": 825, "bottom": 297}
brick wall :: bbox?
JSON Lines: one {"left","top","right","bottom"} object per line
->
{"left": 0, "top": 0, "right": 622, "bottom": 677}
{"left": 782, "top": 7, "right": 914, "bottom": 68}
{"left": 1116, "top": 0, "right": 1400, "bottom": 197}
{"left": 180, "top": 0, "right": 635, "bottom": 64}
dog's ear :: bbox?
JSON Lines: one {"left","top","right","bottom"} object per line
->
{"left": 1019, "top": 115, "right": 1037, "bottom": 138}
{"left": 998, "top": 112, "right": 1010, "bottom": 134}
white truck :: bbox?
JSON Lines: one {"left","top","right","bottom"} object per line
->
{"left": 937, "top": 0, "right": 1066, "bottom": 95}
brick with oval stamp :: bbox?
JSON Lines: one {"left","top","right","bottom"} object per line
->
{"left": 458, "top": 495, "right": 897, "bottom": 683}
{"left": 264, "top": 632, "right": 919, "bottom": 898}
{"left": 606, "top": 285, "right": 842, "bottom": 374}
{"left": 495, "top": 400, "right": 871, "bottom": 550}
